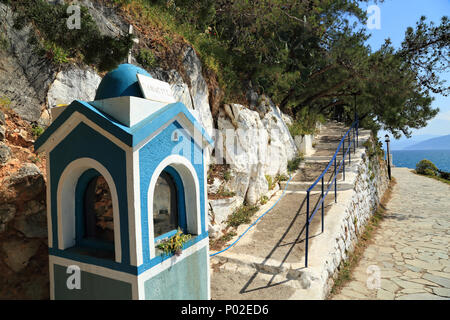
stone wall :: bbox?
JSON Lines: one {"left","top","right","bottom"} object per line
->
{"left": 295, "top": 130, "right": 390, "bottom": 299}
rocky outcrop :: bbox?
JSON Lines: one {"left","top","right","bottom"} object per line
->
{"left": 46, "top": 66, "right": 102, "bottom": 109}
{"left": 0, "top": 3, "right": 57, "bottom": 123}
{"left": 0, "top": 107, "right": 49, "bottom": 299}
{"left": 0, "top": 162, "right": 48, "bottom": 299}
{"left": 217, "top": 103, "right": 297, "bottom": 205}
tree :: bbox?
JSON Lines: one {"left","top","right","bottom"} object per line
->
{"left": 146, "top": 1, "right": 446, "bottom": 137}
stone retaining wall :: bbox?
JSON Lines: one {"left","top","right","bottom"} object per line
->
{"left": 297, "top": 130, "right": 389, "bottom": 299}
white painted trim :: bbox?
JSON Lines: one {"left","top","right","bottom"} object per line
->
{"left": 133, "top": 151, "right": 143, "bottom": 266}
{"left": 90, "top": 96, "right": 168, "bottom": 127}
{"left": 126, "top": 150, "right": 143, "bottom": 266}
{"left": 137, "top": 236, "right": 209, "bottom": 289}
{"left": 56, "top": 158, "right": 122, "bottom": 263}
{"left": 49, "top": 259, "right": 55, "bottom": 300}
{"left": 37, "top": 111, "right": 130, "bottom": 153}
{"left": 133, "top": 113, "right": 209, "bottom": 152}
{"left": 49, "top": 255, "right": 136, "bottom": 290}
{"left": 206, "top": 241, "right": 211, "bottom": 300}
{"left": 203, "top": 156, "right": 211, "bottom": 300}
{"left": 203, "top": 153, "right": 208, "bottom": 232}
{"left": 147, "top": 154, "right": 202, "bottom": 260}
{"left": 46, "top": 152, "right": 53, "bottom": 248}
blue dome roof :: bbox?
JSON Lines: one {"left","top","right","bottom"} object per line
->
{"left": 95, "top": 64, "right": 152, "bottom": 100}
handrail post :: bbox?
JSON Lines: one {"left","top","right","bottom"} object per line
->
{"left": 356, "top": 119, "right": 359, "bottom": 147}
{"left": 305, "top": 190, "right": 310, "bottom": 268}
{"left": 353, "top": 127, "right": 356, "bottom": 154}
{"left": 348, "top": 134, "right": 351, "bottom": 164}
{"left": 342, "top": 138, "right": 345, "bottom": 181}
{"left": 334, "top": 157, "right": 337, "bottom": 203}
{"left": 321, "top": 176, "right": 324, "bottom": 233}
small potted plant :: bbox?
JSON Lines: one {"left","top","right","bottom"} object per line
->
{"left": 156, "top": 228, "right": 191, "bottom": 256}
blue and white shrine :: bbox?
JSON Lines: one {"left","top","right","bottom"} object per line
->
{"left": 35, "top": 64, "right": 213, "bottom": 300}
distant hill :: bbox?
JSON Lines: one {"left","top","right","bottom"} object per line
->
{"left": 404, "top": 135, "right": 450, "bottom": 150}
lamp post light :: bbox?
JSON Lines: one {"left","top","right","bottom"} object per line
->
{"left": 385, "top": 134, "right": 391, "bottom": 180}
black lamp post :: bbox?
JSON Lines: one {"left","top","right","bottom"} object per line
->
{"left": 385, "top": 134, "right": 391, "bottom": 180}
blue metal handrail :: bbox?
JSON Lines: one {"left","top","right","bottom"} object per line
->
{"left": 304, "top": 119, "right": 358, "bottom": 268}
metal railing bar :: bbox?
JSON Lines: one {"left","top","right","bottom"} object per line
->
{"left": 304, "top": 120, "right": 358, "bottom": 268}
{"left": 306, "top": 121, "right": 357, "bottom": 192}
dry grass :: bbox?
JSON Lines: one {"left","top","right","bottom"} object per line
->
{"left": 327, "top": 177, "right": 396, "bottom": 298}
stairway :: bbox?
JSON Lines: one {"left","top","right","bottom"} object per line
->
{"left": 210, "top": 121, "right": 355, "bottom": 300}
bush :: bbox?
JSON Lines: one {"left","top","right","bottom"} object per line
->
{"left": 438, "top": 170, "right": 450, "bottom": 181}
{"left": 287, "top": 154, "right": 304, "bottom": 173}
{"left": 416, "top": 159, "right": 439, "bottom": 176}
{"left": 9, "top": 0, "right": 133, "bottom": 71}
{"left": 226, "top": 205, "right": 259, "bottom": 228}
{"left": 137, "top": 49, "right": 159, "bottom": 69}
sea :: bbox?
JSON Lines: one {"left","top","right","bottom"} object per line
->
{"left": 391, "top": 150, "right": 450, "bottom": 172}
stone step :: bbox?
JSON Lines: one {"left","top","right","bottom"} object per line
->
{"left": 210, "top": 259, "right": 308, "bottom": 300}
{"left": 279, "top": 180, "right": 354, "bottom": 192}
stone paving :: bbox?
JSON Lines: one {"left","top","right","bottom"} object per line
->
{"left": 332, "top": 167, "right": 450, "bottom": 300}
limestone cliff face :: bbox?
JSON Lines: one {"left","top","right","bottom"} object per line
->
{"left": 0, "top": 0, "right": 298, "bottom": 298}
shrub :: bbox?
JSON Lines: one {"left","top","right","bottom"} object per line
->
{"left": 260, "top": 195, "right": 268, "bottom": 205}
{"left": 438, "top": 170, "right": 450, "bottom": 181}
{"left": 137, "top": 49, "right": 159, "bottom": 69}
{"left": 226, "top": 204, "right": 259, "bottom": 228}
{"left": 265, "top": 174, "right": 274, "bottom": 190}
{"left": 276, "top": 173, "right": 289, "bottom": 181}
{"left": 9, "top": 0, "right": 133, "bottom": 71}
{"left": 156, "top": 228, "right": 191, "bottom": 256}
{"left": 31, "top": 124, "right": 45, "bottom": 138}
{"left": 416, "top": 159, "right": 438, "bottom": 176}
{"left": 287, "top": 153, "right": 304, "bottom": 173}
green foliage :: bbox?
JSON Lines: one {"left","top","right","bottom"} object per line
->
{"left": 265, "top": 174, "right": 274, "bottom": 190}
{"left": 260, "top": 195, "right": 269, "bottom": 205}
{"left": 439, "top": 170, "right": 450, "bottom": 181}
{"left": 40, "top": 41, "right": 69, "bottom": 65}
{"left": 156, "top": 228, "right": 191, "bottom": 256}
{"left": 275, "top": 173, "right": 289, "bottom": 182}
{"left": 215, "top": 186, "right": 235, "bottom": 198}
{"left": 227, "top": 204, "right": 259, "bottom": 228}
{"left": 9, "top": 0, "right": 133, "bottom": 71}
{"left": 31, "top": 124, "right": 45, "bottom": 138}
{"left": 363, "top": 137, "right": 384, "bottom": 161}
{"left": 287, "top": 153, "right": 304, "bottom": 173}
{"left": 0, "top": 33, "right": 9, "bottom": 51}
{"left": 119, "top": 0, "right": 445, "bottom": 138}
{"left": 137, "top": 48, "right": 159, "bottom": 69}
{"left": 416, "top": 159, "right": 439, "bottom": 176}
{"left": 0, "top": 96, "right": 11, "bottom": 110}
{"left": 223, "top": 170, "right": 231, "bottom": 181}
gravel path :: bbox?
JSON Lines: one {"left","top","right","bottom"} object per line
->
{"left": 332, "top": 167, "right": 450, "bottom": 300}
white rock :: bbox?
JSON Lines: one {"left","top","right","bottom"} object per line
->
{"left": 47, "top": 66, "right": 101, "bottom": 110}
{"left": 182, "top": 47, "right": 214, "bottom": 139}
{"left": 209, "top": 196, "right": 244, "bottom": 226}
{"left": 208, "top": 177, "right": 223, "bottom": 195}
{"left": 294, "top": 134, "right": 314, "bottom": 156}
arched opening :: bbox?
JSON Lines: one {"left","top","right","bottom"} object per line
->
{"left": 73, "top": 169, "right": 116, "bottom": 260}
{"left": 83, "top": 175, "right": 115, "bottom": 244}
{"left": 57, "top": 158, "right": 122, "bottom": 263}
{"left": 147, "top": 155, "right": 201, "bottom": 259}
{"left": 153, "top": 171, "right": 178, "bottom": 238}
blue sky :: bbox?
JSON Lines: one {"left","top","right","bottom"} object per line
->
{"left": 360, "top": 0, "right": 449, "bottom": 148}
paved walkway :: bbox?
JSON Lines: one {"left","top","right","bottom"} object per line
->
{"left": 332, "top": 167, "right": 450, "bottom": 300}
